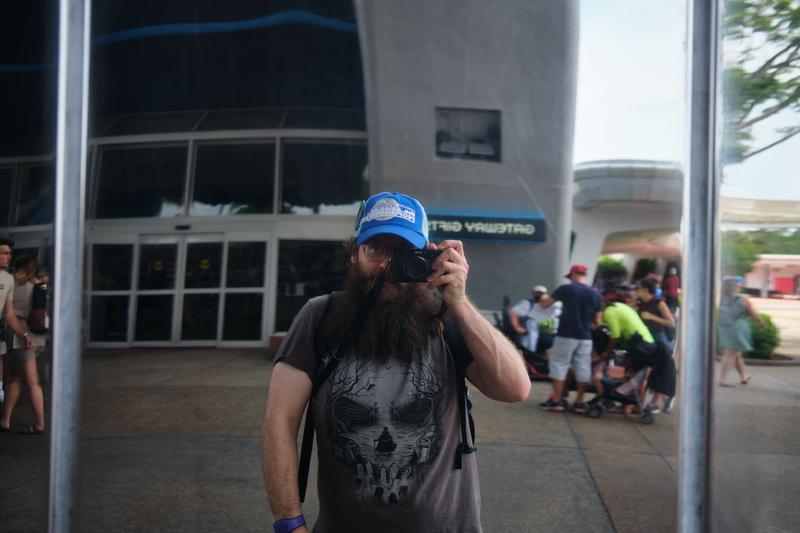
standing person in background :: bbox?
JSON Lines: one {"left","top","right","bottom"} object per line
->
{"left": 662, "top": 267, "right": 681, "bottom": 315}
{"left": 635, "top": 278, "right": 676, "bottom": 353}
{"left": 539, "top": 264, "right": 602, "bottom": 414}
{"left": 0, "top": 238, "right": 33, "bottom": 411}
{"left": 718, "top": 277, "right": 763, "bottom": 387}
{"left": 0, "top": 255, "right": 45, "bottom": 434}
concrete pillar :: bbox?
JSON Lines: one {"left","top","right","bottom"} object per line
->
{"left": 354, "top": 0, "right": 579, "bottom": 307}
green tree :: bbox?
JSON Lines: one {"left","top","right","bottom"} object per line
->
{"left": 721, "top": 230, "right": 761, "bottom": 275}
{"left": 723, "top": 0, "right": 800, "bottom": 163}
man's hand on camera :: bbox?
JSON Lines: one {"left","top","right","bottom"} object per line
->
{"left": 426, "top": 240, "right": 469, "bottom": 305}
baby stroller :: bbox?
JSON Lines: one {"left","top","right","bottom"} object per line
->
{"left": 585, "top": 330, "right": 658, "bottom": 425}
{"left": 493, "top": 295, "right": 549, "bottom": 380}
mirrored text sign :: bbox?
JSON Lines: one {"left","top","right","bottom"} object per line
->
{"left": 428, "top": 214, "right": 546, "bottom": 242}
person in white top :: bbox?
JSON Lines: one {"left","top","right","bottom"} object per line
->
{"left": 0, "top": 252, "right": 41, "bottom": 434}
{"left": 0, "top": 239, "right": 33, "bottom": 410}
{"left": 508, "top": 285, "right": 561, "bottom": 354}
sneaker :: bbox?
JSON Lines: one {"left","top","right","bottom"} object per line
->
{"left": 662, "top": 396, "right": 675, "bottom": 413}
{"left": 644, "top": 403, "right": 661, "bottom": 415}
{"left": 540, "top": 398, "right": 568, "bottom": 412}
{"left": 572, "top": 401, "right": 588, "bottom": 414}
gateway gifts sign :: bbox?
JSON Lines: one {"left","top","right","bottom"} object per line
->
{"left": 428, "top": 214, "right": 545, "bottom": 243}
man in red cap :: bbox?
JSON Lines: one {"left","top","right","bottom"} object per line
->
{"left": 539, "top": 264, "right": 602, "bottom": 413}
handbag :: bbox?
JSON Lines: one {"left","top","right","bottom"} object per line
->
{"left": 28, "top": 282, "right": 48, "bottom": 334}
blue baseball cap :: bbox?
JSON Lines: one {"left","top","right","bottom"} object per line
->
{"left": 354, "top": 192, "right": 429, "bottom": 249}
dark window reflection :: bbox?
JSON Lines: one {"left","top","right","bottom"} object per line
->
{"left": 191, "top": 142, "right": 275, "bottom": 215}
{"left": 275, "top": 240, "right": 347, "bottom": 331}
{"left": 281, "top": 140, "right": 366, "bottom": 214}
{"left": 182, "top": 293, "right": 219, "bottom": 340}
{"left": 227, "top": 242, "right": 266, "bottom": 288}
{"left": 0, "top": 167, "right": 13, "bottom": 226}
{"left": 92, "top": 244, "right": 133, "bottom": 290}
{"left": 90, "top": 295, "right": 129, "bottom": 342}
{"left": 138, "top": 243, "right": 177, "bottom": 290}
{"left": 435, "top": 107, "right": 501, "bottom": 162}
{"left": 16, "top": 163, "right": 54, "bottom": 225}
{"left": 135, "top": 294, "right": 173, "bottom": 341}
{"left": 184, "top": 242, "right": 222, "bottom": 289}
{"left": 94, "top": 144, "right": 187, "bottom": 219}
{"left": 223, "top": 293, "right": 262, "bottom": 340}
{"left": 102, "top": 112, "right": 204, "bottom": 136}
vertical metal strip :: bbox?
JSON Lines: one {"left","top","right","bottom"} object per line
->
{"left": 679, "top": 1, "right": 720, "bottom": 532}
{"left": 50, "top": 0, "right": 91, "bottom": 531}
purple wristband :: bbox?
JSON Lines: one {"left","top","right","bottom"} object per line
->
{"left": 273, "top": 514, "right": 305, "bottom": 533}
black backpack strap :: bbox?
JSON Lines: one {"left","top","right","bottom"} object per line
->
{"left": 298, "top": 275, "right": 385, "bottom": 502}
{"left": 442, "top": 315, "right": 477, "bottom": 469}
{"left": 298, "top": 291, "right": 340, "bottom": 502}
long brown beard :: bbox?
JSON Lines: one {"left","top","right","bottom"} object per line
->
{"left": 318, "top": 264, "right": 443, "bottom": 362}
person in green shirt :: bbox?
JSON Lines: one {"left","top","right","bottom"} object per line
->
{"left": 603, "top": 300, "right": 655, "bottom": 346}
{"left": 594, "top": 296, "right": 675, "bottom": 413}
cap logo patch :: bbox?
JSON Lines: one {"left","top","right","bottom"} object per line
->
{"left": 361, "top": 198, "right": 416, "bottom": 225}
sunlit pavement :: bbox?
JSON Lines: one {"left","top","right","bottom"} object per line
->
{"left": 2, "top": 335, "right": 800, "bottom": 532}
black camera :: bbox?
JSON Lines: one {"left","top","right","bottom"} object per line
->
{"left": 390, "top": 249, "right": 443, "bottom": 282}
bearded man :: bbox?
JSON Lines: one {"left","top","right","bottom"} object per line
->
{"left": 261, "top": 192, "right": 530, "bottom": 533}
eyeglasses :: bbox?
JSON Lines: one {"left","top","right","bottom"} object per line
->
{"left": 362, "top": 241, "right": 392, "bottom": 262}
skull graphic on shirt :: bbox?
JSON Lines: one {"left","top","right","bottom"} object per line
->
{"left": 325, "top": 354, "right": 444, "bottom": 504}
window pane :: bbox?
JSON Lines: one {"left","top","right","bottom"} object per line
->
{"left": 223, "top": 293, "right": 262, "bottom": 340}
{"left": 182, "top": 293, "right": 219, "bottom": 340}
{"left": 435, "top": 107, "right": 501, "bottom": 162}
{"left": 191, "top": 142, "right": 275, "bottom": 215}
{"left": 0, "top": 166, "right": 13, "bottom": 226}
{"left": 16, "top": 163, "right": 54, "bottom": 225}
{"left": 275, "top": 240, "right": 347, "bottom": 331}
{"left": 135, "top": 294, "right": 173, "bottom": 341}
{"left": 90, "top": 295, "right": 129, "bottom": 342}
{"left": 138, "top": 243, "right": 177, "bottom": 290}
{"left": 226, "top": 242, "right": 266, "bottom": 288}
{"left": 94, "top": 145, "right": 187, "bottom": 219}
{"left": 92, "top": 244, "right": 133, "bottom": 290}
{"left": 281, "top": 140, "right": 367, "bottom": 214}
{"left": 184, "top": 242, "right": 222, "bottom": 289}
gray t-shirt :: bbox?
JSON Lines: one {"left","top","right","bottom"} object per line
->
{"left": 275, "top": 295, "right": 482, "bottom": 533}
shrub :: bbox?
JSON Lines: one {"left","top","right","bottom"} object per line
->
{"left": 596, "top": 256, "right": 627, "bottom": 282}
{"left": 632, "top": 257, "right": 658, "bottom": 281}
{"left": 745, "top": 313, "right": 781, "bottom": 359}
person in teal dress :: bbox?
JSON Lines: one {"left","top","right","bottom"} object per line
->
{"left": 718, "top": 278, "right": 764, "bottom": 387}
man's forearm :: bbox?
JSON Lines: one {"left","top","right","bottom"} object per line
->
{"left": 262, "top": 417, "right": 305, "bottom": 520}
{"left": 449, "top": 299, "right": 530, "bottom": 402}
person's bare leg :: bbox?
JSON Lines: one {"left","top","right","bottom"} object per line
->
{"left": 734, "top": 352, "right": 750, "bottom": 383}
{"left": 592, "top": 372, "right": 605, "bottom": 398}
{"left": 1, "top": 365, "right": 22, "bottom": 428}
{"left": 551, "top": 379, "right": 565, "bottom": 402}
{"left": 575, "top": 381, "right": 587, "bottom": 403}
{"left": 719, "top": 348, "right": 736, "bottom": 384}
{"left": 22, "top": 358, "right": 45, "bottom": 431}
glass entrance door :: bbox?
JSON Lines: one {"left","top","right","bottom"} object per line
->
{"left": 88, "top": 233, "right": 267, "bottom": 346}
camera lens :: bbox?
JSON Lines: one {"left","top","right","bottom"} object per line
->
{"left": 402, "top": 256, "right": 429, "bottom": 281}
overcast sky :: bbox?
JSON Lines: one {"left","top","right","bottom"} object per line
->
{"left": 574, "top": 0, "right": 800, "bottom": 201}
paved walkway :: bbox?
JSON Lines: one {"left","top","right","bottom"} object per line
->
{"left": 1, "top": 348, "right": 678, "bottom": 533}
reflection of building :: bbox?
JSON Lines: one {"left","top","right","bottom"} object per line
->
{"left": 745, "top": 255, "right": 800, "bottom": 297}
{"left": 719, "top": 198, "right": 800, "bottom": 297}
{"left": 2, "top": 1, "right": 579, "bottom": 347}
{"left": 570, "top": 160, "right": 684, "bottom": 281}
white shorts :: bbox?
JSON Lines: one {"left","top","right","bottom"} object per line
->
{"left": 549, "top": 336, "right": 593, "bottom": 382}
